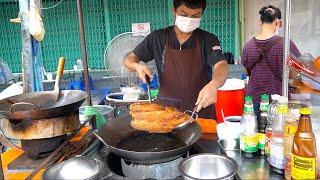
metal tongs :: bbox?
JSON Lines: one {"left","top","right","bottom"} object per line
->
{"left": 174, "top": 105, "right": 199, "bottom": 131}
{"left": 145, "top": 74, "right": 152, "bottom": 103}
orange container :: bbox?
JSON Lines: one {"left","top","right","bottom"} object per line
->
{"left": 196, "top": 118, "right": 217, "bottom": 133}
{"left": 215, "top": 79, "right": 245, "bottom": 123}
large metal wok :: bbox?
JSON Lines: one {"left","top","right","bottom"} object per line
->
{"left": 94, "top": 112, "right": 202, "bottom": 164}
{"left": 0, "top": 57, "right": 87, "bottom": 121}
{"left": 0, "top": 90, "right": 87, "bottom": 120}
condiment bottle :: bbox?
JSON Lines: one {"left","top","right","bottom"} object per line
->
{"left": 269, "top": 96, "right": 287, "bottom": 175}
{"left": 284, "top": 111, "right": 297, "bottom": 179}
{"left": 291, "top": 108, "right": 317, "bottom": 179}
{"left": 240, "top": 96, "right": 258, "bottom": 158}
{"left": 265, "top": 94, "right": 280, "bottom": 161}
{"left": 257, "top": 94, "right": 269, "bottom": 156}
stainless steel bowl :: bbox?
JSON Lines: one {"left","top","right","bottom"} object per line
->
{"left": 42, "top": 156, "right": 104, "bottom": 180}
{"left": 179, "top": 153, "right": 238, "bottom": 180}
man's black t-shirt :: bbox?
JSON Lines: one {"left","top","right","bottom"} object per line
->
{"left": 133, "top": 26, "right": 226, "bottom": 80}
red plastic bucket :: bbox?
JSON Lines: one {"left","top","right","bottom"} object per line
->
{"left": 215, "top": 79, "right": 245, "bottom": 123}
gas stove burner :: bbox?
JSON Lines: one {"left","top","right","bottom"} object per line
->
{"left": 121, "top": 154, "right": 187, "bottom": 179}
{"left": 103, "top": 144, "right": 204, "bottom": 179}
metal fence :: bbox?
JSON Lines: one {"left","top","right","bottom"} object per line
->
{"left": 0, "top": 0, "right": 238, "bottom": 73}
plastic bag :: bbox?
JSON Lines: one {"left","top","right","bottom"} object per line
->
{"left": 28, "top": 0, "right": 45, "bottom": 41}
{"left": 287, "top": 54, "right": 320, "bottom": 86}
{"left": 287, "top": 54, "right": 317, "bottom": 77}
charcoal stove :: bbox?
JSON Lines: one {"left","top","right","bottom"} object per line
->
{"left": 98, "top": 143, "right": 205, "bottom": 179}
{"left": 0, "top": 111, "right": 79, "bottom": 160}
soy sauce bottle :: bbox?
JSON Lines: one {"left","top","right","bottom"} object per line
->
{"left": 257, "top": 94, "right": 269, "bottom": 156}
{"left": 240, "top": 96, "right": 258, "bottom": 158}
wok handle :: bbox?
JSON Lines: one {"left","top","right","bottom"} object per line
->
{"left": 10, "top": 102, "right": 39, "bottom": 113}
{"left": 145, "top": 74, "right": 151, "bottom": 84}
{"left": 184, "top": 110, "right": 198, "bottom": 121}
{"left": 54, "top": 57, "right": 65, "bottom": 92}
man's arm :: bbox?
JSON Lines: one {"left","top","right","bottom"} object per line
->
{"left": 211, "top": 60, "right": 229, "bottom": 89}
{"left": 124, "top": 52, "right": 140, "bottom": 71}
{"left": 195, "top": 60, "right": 229, "bottom": 112}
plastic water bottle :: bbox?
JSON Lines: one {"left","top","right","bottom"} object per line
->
{"left": 265, "top": 94, "right": 280, "bottom": 161}
{"left": 240, "top": 96, "right": 258, "bottom": 158}
{"left": 269, "top": 96, "right": 288, "bottom": 175}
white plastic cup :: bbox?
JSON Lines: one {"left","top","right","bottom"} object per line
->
{"left": 224, "top": 116, "right": 241, "bottom": 139}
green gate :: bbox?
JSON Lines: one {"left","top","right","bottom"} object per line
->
{"left": 0, "top": 0, "right": 239, "bottom": 73}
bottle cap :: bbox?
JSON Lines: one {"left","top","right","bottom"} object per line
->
{"left": 299, "top": 108, "right": 311, "bottom": 115}
{"left": 271, "top": 94, "right": 280, "bottom": 101}
{"left": 278, "top": 96, "right": 288, "bottom": 104}
{"left": 261, "top": 94, "right": 269, "bottom": 101}
{"left": 245, "top": 96, "right": 252, "bottom": 102}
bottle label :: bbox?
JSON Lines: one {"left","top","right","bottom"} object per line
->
{"left": 284, "top": 155, "right": 292, "bottom": 180}
{"left": 244, "top": 104, "right": 254, "bottom": 113}
{"left": 291, "top": 154, "right": 316, "bottom": 179}
{"left": 264, "top": 130, "right": 272, "bottom": 156}
{"left": 277, "top": 105, "right": 288, "bottom": 114}
{"left": 240, "top": 135, "right": 258, "bottom": 153}
{"left": 270, "top": 142, "right": 285, "bottom": 169}
{"left": 257, "top": 133, "right": 266, "bottom": 150}
{"left": 284, "top": 124, "right": 297, "bottom": 137}
{"left": 260, "top": 102, "right": 269, "bottom": 111}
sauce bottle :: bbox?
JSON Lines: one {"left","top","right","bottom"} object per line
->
{"left": 257, "top": 94, "right": 269, "bottom": 156}
{"left": 291, "top": 108, "right": 317, "bottom": 179}
{"left": 240, "top": 96, "right": 258, "bottom": 158}
{"left": 284, "top": 112, "right": 297, "bottom": 179}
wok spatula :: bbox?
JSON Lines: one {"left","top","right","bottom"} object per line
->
{"left": 54, "top": 57, "right": 65, "bottom": 102}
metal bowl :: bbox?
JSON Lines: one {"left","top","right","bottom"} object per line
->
{"left": 179, "top": 153, "right": 238, "bottom": 180}
{"left": 42, "top": 156, "right": 104, "bottom": 180}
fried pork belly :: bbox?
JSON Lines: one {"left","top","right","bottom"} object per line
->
{"left": 129, "top": 103, "right": 189, "bottom": 133}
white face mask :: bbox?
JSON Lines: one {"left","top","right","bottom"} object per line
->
{"left": 175, "top": 15, "right": 201, "bottom": 33}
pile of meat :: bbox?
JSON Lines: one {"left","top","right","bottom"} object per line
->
{"left": 129, "top": 103, "right": 189, "bottom": 133}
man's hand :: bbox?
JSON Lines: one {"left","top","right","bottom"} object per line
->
{"left": 135, "top": 64, "right": 153, "bottom": 83}
{"left": 124, "top": 52, "right": 153, "bottom": 83}
{"left": 195, "top": 81, "right": 218, "bottom": 112}
{"left": 194, "top": 60, "right": 228, "bottom": 112}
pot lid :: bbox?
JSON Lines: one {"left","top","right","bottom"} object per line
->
{"left": 218, "top": 79, "right": 245, "bottom": 91}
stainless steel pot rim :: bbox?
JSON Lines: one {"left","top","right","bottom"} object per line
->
{"left": 42, "top": 156, "right": 104, "bottom": 180}
{"left": 178, "top": 153, "right": 238, "bottom": 180}
{"left": 105, "top": 92, "right": 152, "bottom": 103}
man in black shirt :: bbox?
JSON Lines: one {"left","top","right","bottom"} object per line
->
{"left": 124, "top": 0, "right": 228, "bottom": 119}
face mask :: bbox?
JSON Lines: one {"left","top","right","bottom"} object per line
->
{"left": 175, "top": 15, "right": 201, "bottom": 33}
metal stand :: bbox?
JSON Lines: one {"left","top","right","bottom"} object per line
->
{"left": 19, "top": 0, "right": 35, "bottom": 93}
{"left": 283, "top": 0, "right": 292, "bottom": 98}
{"left": 76, "top": 0, "right": 92, "bottom": 106}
